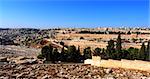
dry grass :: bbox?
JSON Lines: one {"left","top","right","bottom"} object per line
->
{"left": 55, "top": 34, "right": 148, "bottom": 50}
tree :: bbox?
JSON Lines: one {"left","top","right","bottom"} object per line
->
{"left": 53, "top": 48, "right": 59, "bottom": 62}
{"left": 83, "top": 47, "right": 92, "bottom": 59}
{"left": 94, "top": 47, "right": 101, "bottom": 56}
{"left": 115, "top": 33, "right": 122, "bottom": 59}
{"left": 101, "top": 48, "right": 108, "bottom": 59}
{"left": 127, "top": 31, "right": 131, "bottom": 34}
{"left": 77, "top": 46, "right": 80, "bottom": 55}
{"left": 146, "top": 40, "right": 150, "bottom": 61}
{"left": 41, "top": 45, "right": 53, "bottom": 61}
{"left": 139, "top": 42, "right": 146, "bottom": 60}
{"left": 67, "top": 45, "right": 77, "bottom": 62}
{"left": 106, "top": 40, "right": 115, "bottom": 59}
{"left": 49, "top": 44, "right": 54, "bottom": 61}
{"left": 60, "top": 46, "right": 66, "bottom": 61}
{"left": 116, "top": 33, "right": 122, "bottom": 52}
{"left": 41, "top": 46, "right": 49, "bottom": 58}
{"left": 76, "top": 46, "right": 82, "bottom": 62}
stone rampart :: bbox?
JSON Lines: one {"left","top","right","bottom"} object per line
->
{"left": 84, "top": 56, "right": 150, "bottom": 72}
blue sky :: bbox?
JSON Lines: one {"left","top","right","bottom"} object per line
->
{"left": 0, "top": 0, "right": 149, "bottom": 28}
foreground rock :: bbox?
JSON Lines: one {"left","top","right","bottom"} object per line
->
{"left": 0, "top": 57, "right": 8, "bottom": 65}
{"left": 0, "top": 64, "right": 149, "bottom": 79}
{"left": 0, "top": 57, "right": 7, "bottom": 62}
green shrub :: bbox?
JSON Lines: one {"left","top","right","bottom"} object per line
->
{"left": 37, "top": 54, "right": 44, "bottom": 59}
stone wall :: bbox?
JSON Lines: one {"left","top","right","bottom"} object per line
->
{"left": 84, "top": 56, "right": 150, "bottom": 72}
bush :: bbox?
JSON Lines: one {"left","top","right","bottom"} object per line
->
{"left": 83, "top": 47, "right": 92, "bottom": 59}
{"left": 94, "top": 47, "right": 101, "bottom": 56}
{"left": 80, "top": 37, "right": 84, "bottom": 39}
{"left": 37, "top": 54, "right": 44, "bottom": 59}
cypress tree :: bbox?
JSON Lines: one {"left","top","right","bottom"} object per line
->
{"left": 41, "top": 45, "right": 53, "bottom": 61}
{"left": 116, "top": 33, "right": 122, "bottom": 52}
{"left": 139, "top": 42, "right": 146, "bottom": 60}
{"left": 53, "top": 48, "right": 59, "bottom": 62}
{"left": 60, "top": 46, "right": 65, "bottom": 61}
{"left": 67, "top": 45, "right": 76, "bottom": 62}
{"left": 115, "top": 33, "right": 122, "bottom": 59}
{"left": 106, "top": 40, "right": 115, "bottom": 59}
{"left": 77, "top": 46, "right": 84, "bottom": 62}
{"left": 77, "top": 46, "right": 80, "bottom": 54}
{"left": 76, "top": 46, "right": 81, "bottom": 62}
{"left": 41, "top": 46, "right": 49, "bottom": 58}
{"left": 101, "top": 48, "right": 108, "bottom": 59}
{"left": 49, "top": 44, "right": 53, "bottom": 61}
{"left": 146, "top": 40, "right": 150, "bottom": 61}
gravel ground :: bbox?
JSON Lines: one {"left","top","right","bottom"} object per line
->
{"left": 0, "top": 64, "right": 150, "bottom": 79}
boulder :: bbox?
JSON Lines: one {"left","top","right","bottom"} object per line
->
{"left": 0, "top": 57, "right": 7, "bottom": 62}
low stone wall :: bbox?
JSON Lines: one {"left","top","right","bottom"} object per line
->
{"left": 84, "top": 56, "right": 150, "bottom": 72}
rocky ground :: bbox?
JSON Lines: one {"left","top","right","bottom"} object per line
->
{"left": 0, "top": 64, "right": 150, "bottom": 79}
{"left": 0, "top": 45, "right": 40, "bottom": 57}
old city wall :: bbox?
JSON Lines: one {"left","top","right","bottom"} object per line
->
{"left": 84, "top": 56, "right": 150, "bottom": 72}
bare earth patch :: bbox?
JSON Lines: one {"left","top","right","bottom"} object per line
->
{"left": 0, "top": 45, "right": 40, "bottom": 58}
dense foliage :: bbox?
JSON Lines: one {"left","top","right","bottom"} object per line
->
{"left": 39, "top": 45, "right": 86, "bottom": 63}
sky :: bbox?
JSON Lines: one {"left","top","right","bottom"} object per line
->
{"left": 0, "top": 0, "right": 149, "bottom": 28}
